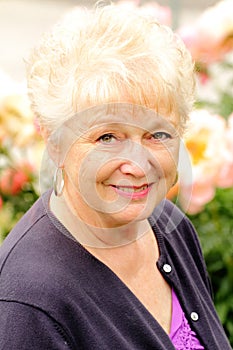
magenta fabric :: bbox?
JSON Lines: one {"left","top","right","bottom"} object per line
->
{"left": 170, "top": 289, "right": 205, "bottom": 349}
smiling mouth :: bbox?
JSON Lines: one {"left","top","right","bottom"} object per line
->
{"left": 111, "top": 184, "right": 151, "bottom": 193}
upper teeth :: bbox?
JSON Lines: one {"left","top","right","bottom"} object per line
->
{"left": 116, "top": 185, "right": 148, "bottom": 193}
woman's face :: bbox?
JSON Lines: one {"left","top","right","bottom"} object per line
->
{"left": 60, "top": 104, "right": 180, "bottom": 228}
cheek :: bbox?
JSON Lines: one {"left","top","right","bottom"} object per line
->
{"left": 64, "top": 146, "right": 90, "bottom": 186}
{"left": 64, "top": 146, "right": 119, "bottom": 191}
{"left": 152, "top": 144, "right": 179, "bottom": 176}
{"left": 94, "top": 159, "right": 124, "bottom": 183}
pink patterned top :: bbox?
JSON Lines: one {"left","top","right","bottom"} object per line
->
{"left": 170, "top": 289, "right": 205, "bottom": 350}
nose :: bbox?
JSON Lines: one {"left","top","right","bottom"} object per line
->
{"left": 119, "top": 141, "right": 153, "bottom": 177}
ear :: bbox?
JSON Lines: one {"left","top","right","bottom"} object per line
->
{"left": 40, "top": 125, "right": 50, "bottom": 144}
{"left": 41, "top": 125, "right": 64, "bottom": 168}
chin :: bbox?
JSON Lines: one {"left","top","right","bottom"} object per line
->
{"left": 104, "top": 202, "right": 156, "bottom": 227}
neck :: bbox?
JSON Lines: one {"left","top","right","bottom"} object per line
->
{"left": 49, "top": 191, "right": 151, "bottom": 248}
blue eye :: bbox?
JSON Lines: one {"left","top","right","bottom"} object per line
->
{"left": 152, "top": 132, "right": 171, "bottom": 141}
{"left": 97, "top": 133, "right": 117, "bottom": 144}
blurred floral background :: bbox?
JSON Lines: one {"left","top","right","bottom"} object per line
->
{"left": 0, "top": 0, "right": 233, "bottom": 345}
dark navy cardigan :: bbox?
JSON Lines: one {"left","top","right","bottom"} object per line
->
{"left": 0, "top": 191, "right": 231, "bottom": 349}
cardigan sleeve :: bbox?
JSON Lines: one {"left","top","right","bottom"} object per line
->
{"left": 0, "top": 300, "right": 73, "bottom": 350}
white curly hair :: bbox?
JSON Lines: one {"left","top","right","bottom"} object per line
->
{"left": 26, "top": 2, "right": 195, "bottom": 135}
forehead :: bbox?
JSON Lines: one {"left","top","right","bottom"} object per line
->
{"left": 66, "top": 103, "right": 178, "bottom": 132}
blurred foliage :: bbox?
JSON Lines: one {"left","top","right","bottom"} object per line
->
{"left": 0, "top": 142, "right": 39, "bottom": 241}
{"left": 0, "top": 182, "right": 39, "bottom": 241}
{"left": 188, "top": 183, "right": 233, "bottom": 345}
{"left": 195, "top": 60, "right": 233, "bottom": 119}
{"left": 188, "top": 57, "right": 233, "bottom": 345}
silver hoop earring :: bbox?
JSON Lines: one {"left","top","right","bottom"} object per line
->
{"left": 53, "top": 167, "right": 65, "bottom": 197}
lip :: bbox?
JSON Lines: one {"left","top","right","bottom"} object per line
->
{"left": 110, "top": 183, "right": 154, "bottom": 200}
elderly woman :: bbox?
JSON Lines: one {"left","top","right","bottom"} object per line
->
{"left": 0, "top": 4, "right": 231, "bottom": 350}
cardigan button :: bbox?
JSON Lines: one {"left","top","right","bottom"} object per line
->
{"left": 191, "top": 312, "right": 199, "bottom": 321}
{"left": 162, "top": 264, "right": 172, "bottom": 273}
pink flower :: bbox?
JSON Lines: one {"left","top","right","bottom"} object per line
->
{"left": 178, "top": 0, "right": 233, "bottom": 63}
{"left": 0, "top": 163, "right": 34, "bottom": 196}
{"left": 180, "top": 181, "right": 216, "bottom": 215}
{"left": 180, "top": 110, "right": 229, "bottom": 214}
{"left": 215, "top": 113, "right": 233, "bottom": 188}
